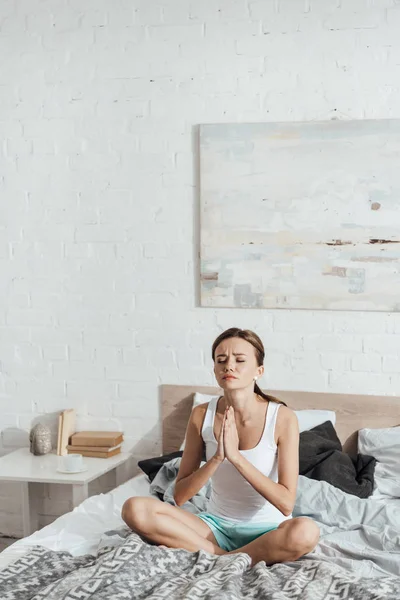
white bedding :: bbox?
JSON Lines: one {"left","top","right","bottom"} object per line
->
{"left": 1, "top": 468, "right": 399, "bottom": 582}
{"left": 294, "top": 476, "right": 400, "bottom": 579}
{"left": 0, "top": 473, "right": 154, "bottom": 570}
{"left": 153, "top": 457, "right": 400, "bottom": 580}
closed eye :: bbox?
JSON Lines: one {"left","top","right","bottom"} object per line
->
{"left": 217, "top": 359, "right": 245, "bottom": 363}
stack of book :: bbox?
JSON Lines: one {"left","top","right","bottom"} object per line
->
{"left": 67, "top": 431, "right": 124, "bottom": 458}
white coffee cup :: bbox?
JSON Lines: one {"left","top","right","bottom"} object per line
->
{"left": 59, "top": 454, "right": 83, "bottom": 472}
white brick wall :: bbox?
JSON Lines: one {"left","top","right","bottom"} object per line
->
{"left": 1, "top": 0, "right": 400, "bottom": 536}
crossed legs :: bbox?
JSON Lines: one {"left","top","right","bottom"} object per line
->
{"left": 121, "top": 497, "right": 320, "bottom": 566}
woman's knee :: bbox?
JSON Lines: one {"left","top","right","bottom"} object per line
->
{"left": 284, "top": 517, "right": 320, "bottom": 556}
{"left": 121, "top": 496, "right": 158, "bottom": 532}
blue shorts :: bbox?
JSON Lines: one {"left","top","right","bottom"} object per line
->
{"left": 197, "top": 512, "right": 279, "bottom": 552}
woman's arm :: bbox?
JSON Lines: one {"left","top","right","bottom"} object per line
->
{"left": 173, "top": 404, "right": 225, "bottom": 507}
{"left": 225, "top": 406, "right": 299, "bottom": 516}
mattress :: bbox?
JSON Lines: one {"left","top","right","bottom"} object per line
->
{"left": 0, "top": 472, "right": 153, "bottom": 570}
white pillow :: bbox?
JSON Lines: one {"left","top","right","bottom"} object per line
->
{"left": 295, "top": 409, "right": 336, "bottom": 433}
{"left": 358, "top": 427, "right": 400, "bottom": 499}
{"left": 179, "top": 393, "right": 215, "bottom": 449}
{"left": 179, "top": 393, "right": 336, "bottom": 449}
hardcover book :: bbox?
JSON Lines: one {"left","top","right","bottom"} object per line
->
{"left": 68, "top": 447, "right": 122, "bottom": 459}
{"left": 66, "top": 443, "right": 121, "bottom": 453}
{"left": 70, "top": 431, "right": 123, "bottom": 448}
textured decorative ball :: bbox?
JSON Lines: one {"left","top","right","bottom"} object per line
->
{"left": 29, "top": 423, "right": 52, "bottom": 456}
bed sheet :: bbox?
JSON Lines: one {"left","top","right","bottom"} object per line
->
{"left": 0, "top": 472, "right": 153, "bottom": 570}
{"left": 294, "top": 476, "right": 400, "bottom": 579}
{"left": 370, "top": 468, "right": 399, "bottom": 500}
{"left": 1, "top": 466, "right": 399, "bottom": 600}
{"left": 2, "top": 465, "right": 399, "bottom": 580}
{"left": 153, "top": 457, "right": 400, "bottom": 580}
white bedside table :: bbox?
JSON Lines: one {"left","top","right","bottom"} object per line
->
{"left": 0, "top": 448, "right": 130, "bottom": 537}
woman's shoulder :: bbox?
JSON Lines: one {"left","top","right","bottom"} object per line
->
{"left": 192, "top": 402, "right": 209, "bottom": 416}
{"left": 191, "top": 399, "right": 213, "bottom": 428}
{"left": 192, "top": 396, "right": 219, "bottom": 414}
{"left": 191, "top": 396, "right": 221, "bottom": 433}
{"left": 275, "top": 404, "right": 299, "bottom": 432}
{"left": 273, "top": 404, "right": 299, "bottom": 447}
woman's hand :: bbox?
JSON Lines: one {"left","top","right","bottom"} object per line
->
{"left": 214, "top": 408, "right": 228, "bottom": 463}
{"left": 224, "top": 406, "right": 240, "bottom": 463}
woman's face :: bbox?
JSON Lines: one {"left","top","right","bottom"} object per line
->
{"left": 213, "top": 337, "right": 264, "bottom": 391}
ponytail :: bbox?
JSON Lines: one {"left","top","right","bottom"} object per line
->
{"left": 254, "top": 382, "right": 287, "bottom": 407}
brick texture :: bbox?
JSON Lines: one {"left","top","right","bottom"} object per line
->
{"left": 0, "top": 0, "right": 399, "bottom": 536}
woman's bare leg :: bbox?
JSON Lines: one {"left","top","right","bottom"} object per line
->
{"left": 230, "top": 517, "right": 320, "bottom": 566}
{"left": 122, "top": 496, "right": 225, "bottom": 555}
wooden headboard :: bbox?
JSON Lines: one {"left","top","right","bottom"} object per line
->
{"left": 161, "top": 385, "right": 400, "bottom": 456}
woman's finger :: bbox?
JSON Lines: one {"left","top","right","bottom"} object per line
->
{"left": 221, "top": 412, "right": 227, "bottom": 431}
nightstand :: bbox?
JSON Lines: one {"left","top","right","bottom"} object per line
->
{"left": 0, "top": 448, "right": 130, "bottom": 536}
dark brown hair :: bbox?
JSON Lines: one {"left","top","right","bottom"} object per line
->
{"left": 211, "top": 327, "right": 287, "bottom": 407}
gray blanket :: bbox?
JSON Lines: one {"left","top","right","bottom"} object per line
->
{"left": 0, "top": 528, "right": 399, "bottom": 599}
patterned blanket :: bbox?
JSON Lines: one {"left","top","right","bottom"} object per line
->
{"left": 0, "top": 528, "right": 399, "bottom": 600}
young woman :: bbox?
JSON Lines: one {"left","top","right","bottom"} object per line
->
{"left": 122, "top": 328, "right": 319, "bottom": 565}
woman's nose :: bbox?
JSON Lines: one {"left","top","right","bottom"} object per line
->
{"left": 224, "top": 360, "right": 234, "bottom": 371}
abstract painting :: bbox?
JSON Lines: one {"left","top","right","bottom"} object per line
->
{"left": 200, "top": 119, "right": 400, "bottom": 311}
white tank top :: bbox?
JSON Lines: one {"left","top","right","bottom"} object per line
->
{"left": 202, "top": 396, "right": 292, "bottom": 524}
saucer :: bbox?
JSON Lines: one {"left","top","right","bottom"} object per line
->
{"left": 56, "top": 467, "right": 88, "bottom": 474}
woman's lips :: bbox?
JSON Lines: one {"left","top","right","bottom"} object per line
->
{"left": 223, "top": 375, "right": 237, "bottom": 380}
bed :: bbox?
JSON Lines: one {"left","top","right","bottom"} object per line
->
{"left": 0, "top": 385, "right": 399, "bottom": 599}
